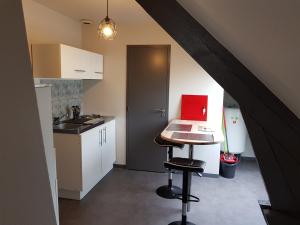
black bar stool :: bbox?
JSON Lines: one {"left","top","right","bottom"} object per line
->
{"left": 154, "top": 135, "right": 184, "bottom": 199}
{"left": 164, "top": 157, "right": 206, "bottom": 225}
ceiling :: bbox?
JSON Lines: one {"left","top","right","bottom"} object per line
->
{"left": 33, "top": 0, "right": 153, "bottom": 25}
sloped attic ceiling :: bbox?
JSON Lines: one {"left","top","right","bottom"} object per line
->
{"left": 177, "top": 0, "right": 300, "bottom": 119}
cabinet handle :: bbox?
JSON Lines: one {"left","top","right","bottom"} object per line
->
{"left": 74, "top": 69, "right": 86, "bottom": 72}
{"left": 99, "top": 130, "right": 101, "bottom": 145}
{"left": 94, "top": 72, "right": 102, "bottom": 74}
{"left": 100, "top": 129, "right": 103, "bottom": 146}
{"left": 104, "top": 127, "right": 107, "bottom": 144}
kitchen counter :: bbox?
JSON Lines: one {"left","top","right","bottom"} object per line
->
{"left": 53, "top": 116, "right": 115, "bottom": 134}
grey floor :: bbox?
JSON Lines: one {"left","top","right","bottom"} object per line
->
{"left": 59, "top": 159, "right": 268, "bottom": 225}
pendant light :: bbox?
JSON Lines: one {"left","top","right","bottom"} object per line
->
{"left": 97, "top": 0, "right": 117, "bottom": 40}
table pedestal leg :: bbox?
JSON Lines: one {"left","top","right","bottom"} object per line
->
{"left": 187, "top": 144, "right": 194, "bottom": 212}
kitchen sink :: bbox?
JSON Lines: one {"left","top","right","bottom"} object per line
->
{"left": 63, "top": 118, "right": 91, "bottom": 124}
{"left": 63, "top": 115, "right": 103, "bottom": 124}
{"left": 53, "top": 123, "right": 83, "bottom": 130}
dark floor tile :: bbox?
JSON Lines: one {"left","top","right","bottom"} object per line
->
{"left": 59, "top": 160, "right": 268, "bottom": 225}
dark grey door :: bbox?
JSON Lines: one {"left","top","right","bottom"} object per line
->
{"left": 126, "top": 45, "right": 170, "bottom": 172}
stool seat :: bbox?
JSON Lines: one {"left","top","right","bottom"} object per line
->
{"left": 165, "top": 157, "right": 206, "bottom": 173}
{"left": 154, "top": 134, "right": 184, "bottom": 199}
{"left": 164, "top": 157, "right": 206, "bottom": 225}
{"left": 154, "top": 135, "right": 184, "bottom": 149}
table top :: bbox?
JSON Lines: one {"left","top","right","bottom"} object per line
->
{"left": 161, "top": 119, "right": 224, "bottom": 145}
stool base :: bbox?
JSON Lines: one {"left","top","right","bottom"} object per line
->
{"left": 156, "top": 185, "right": 182, "bottom": 199}
{"left": 168, "top": 221, "right": 196, "bottom": 225}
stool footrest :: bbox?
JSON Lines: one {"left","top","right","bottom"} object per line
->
{"left": 176, "top": 194, "right": 200, "bottom": 202}
{"left": 195, "top": 172, "right": 203, "bottom": 177}
{"left": 168, "top": 221, "right": 196, "bottom": 225}
{"left": 164, "top": 157, "right": 206, "bottom": 173}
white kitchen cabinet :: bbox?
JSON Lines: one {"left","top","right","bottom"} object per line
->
{"left": 81, "top": 127, "right": 103, "bottom": 193}
{"left": 60, "top": 44, "right": 88, "bottom": 79}
{"left": 54, "top": 119, "right": 116, "bottom": 200}
{"left": 35, "top": 85, "right": 59, "bottom": 225}
{"left": 101, "top": 120, "right": 116, "bottom": 176}
{"left": 32, "top": 44, "right": 103, "bottom": 80}
{"left": 89, "top": 52, "right": 104, "bottom": 79}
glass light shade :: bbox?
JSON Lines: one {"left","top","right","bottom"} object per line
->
{"left": 97, "top": 17, "right": 117, "bottom": 40}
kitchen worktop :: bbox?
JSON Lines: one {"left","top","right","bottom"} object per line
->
{"left": 53, "top": 116, "right": 115, "bottom": 134}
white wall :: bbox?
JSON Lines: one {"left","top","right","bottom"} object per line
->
{"left": 22, "top": 0, "right": 81, "bottom": 48}
{"left": 82, "top": 21, "right": 224, "bottom": 165}
{"left": 178, "top": 0, "right": 300, "bottom": 119}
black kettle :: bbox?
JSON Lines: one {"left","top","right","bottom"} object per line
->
{"left": 71, "top": 105, "right": 81, "bottom": 120}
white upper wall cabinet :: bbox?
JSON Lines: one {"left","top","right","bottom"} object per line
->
{"left": 32, "top": 44, "right": 103, "bottom": 80}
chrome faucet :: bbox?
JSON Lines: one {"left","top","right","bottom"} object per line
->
{"left": 53, "top": 112, "right": 69, "bottom": 125}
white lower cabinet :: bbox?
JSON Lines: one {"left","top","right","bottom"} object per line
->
{"left": 54, "top": 119, "right": 116, "bottom": 200}
{"left": 81, "top": 126, "right": 103, "bottom": 194}
{"left": 101, "top": 120, "right": 116, "bottom": 176}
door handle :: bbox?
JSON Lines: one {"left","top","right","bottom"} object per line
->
{"left": 153, "top": 108, "right": 165, "bottom": 113}
{"left": 153, "top": 108, "right": 166, "bottom": 117}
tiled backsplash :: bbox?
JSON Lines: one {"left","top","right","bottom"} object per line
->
{"left": 39, "top": 79, "right": 83, "bottom": 118}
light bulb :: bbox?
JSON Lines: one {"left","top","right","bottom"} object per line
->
{"left": 103, "top": 26, "right": 113, "bottom": 37}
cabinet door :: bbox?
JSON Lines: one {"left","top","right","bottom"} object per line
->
{"left": 81, "top": 127, "right": 102, "bottom": 192}
{"left": 61, "top": 44, "right": 88, "bottom": 79}
{"left": 101, "top": 121, "right": 116, "bottom": 176}
{"left": 89, "top": 52, "right": 103, "bottom": 80}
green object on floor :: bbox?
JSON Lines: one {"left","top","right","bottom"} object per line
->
{"left": 222, "top": 108, "right": 229, "bottom": 154}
